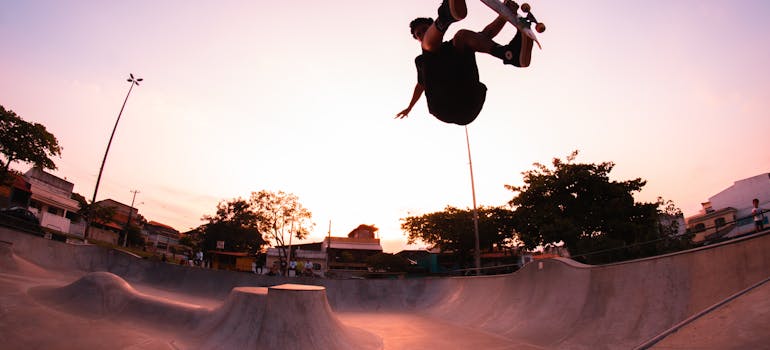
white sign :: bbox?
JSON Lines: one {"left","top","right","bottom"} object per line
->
{"left": 216, "top": 241, "right": 225, "bottom": 249}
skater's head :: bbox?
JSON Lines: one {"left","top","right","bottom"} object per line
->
{"left": 410, "top": 17, "right": 433, "bottom": 40}
{"left": 754, "top": 198, "right": 760, "bottom": 207}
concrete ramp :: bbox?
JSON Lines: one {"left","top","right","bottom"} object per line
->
{"left": 645, "top": 277, "right": 770, "bottom": 349}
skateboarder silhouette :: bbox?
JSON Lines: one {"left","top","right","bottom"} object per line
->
{"left": 396, "top": 0, "right": 534, "bottom": 125}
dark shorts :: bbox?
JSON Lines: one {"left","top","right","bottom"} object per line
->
{"left": 421, "top": 42, "right": 487, "bottom": 125}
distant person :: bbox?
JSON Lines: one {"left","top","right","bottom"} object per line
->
{"left": 267, "top": 265, "right": 278, "bottom": 276}
{"left": 296, "top": 260, "right": 305, "bottom": 276}
{"left": 161, "top": 254, "right": 167, "bottom": 263}
{"left": 289, "top": 260, "right": 297, "bottom": 276}
{"left": 196, "top": 251, "right": 204, "bottom": 266}
{"left": 255, "top": 252, "right": 265, "bottom": 274}
{"left": 752, "top": 198, "right": 765, "bottom": 232}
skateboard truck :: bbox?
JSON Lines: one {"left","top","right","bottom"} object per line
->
{"left": 520, "top": 3, "right": 546, "bottom": 33}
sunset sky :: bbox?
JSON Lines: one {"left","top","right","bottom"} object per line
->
{"left": 2, "top": 0, "right": 769, "bottom": 252}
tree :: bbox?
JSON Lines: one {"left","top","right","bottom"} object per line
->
{"left": 72, "top": 193, "right": 117, "bottom": 232}
{"left": 507, "top": 151, "right": 685, "bottom": 264}
{"left": 250, "top": 190, "right": 313, "bottom": 275}
{"left": 400, "top": 205, "right": 516, "bottom": 268}
{"left": 200, "top": 197, "right": 265, "bottom": 254}
{"left": 366, "top": 253, "right": 410, "bottom": 273}
{"left": 0, "top": 105, "right": 62, "bottom": 174}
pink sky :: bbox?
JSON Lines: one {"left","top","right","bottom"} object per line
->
{"left": 2, "top": 0, "right": 769, "bottom": 252}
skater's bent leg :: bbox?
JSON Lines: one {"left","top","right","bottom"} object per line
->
{"left": 448, "top": 0, "right": 467, "bottom": 21}
{"left": 422, "top": 24, "right": 446, "bottom": 52}
{"left": 452, "top": 29, "right": 497, "bottom": 54}
{"left": 480, "top": 16, "right": 508, "bottom": 40}
{"left": 435, "top": 0, "right": 465, "bottom": 33}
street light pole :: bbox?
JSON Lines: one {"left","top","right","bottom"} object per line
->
{"left": 465, "top": 126, "right": 482, "bottom": 275}
{"left": 84, "top": 74, "right": 142, "bottom": 243}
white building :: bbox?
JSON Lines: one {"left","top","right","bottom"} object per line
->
{"left": 24, "top": 167, "right": 80, "bottom": 235}
{"left": 688, "top": 173, "right": 770, "bottom": 239}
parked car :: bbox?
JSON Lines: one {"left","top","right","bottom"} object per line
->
{"left": 0, "top": 207, "right": 44, "bottom": 236}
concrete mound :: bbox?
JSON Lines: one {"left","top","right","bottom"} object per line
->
{"left": 29, "top": 273, "right": 382, "bottom": 349}
{"left": 30, "top": 271, "right": 208, "bottom": 333}
{"left": 257, "top": 284, "right": 382, "bottom": 350}
{"left": 196, "top": 286, "right": 269, "bottom": 349}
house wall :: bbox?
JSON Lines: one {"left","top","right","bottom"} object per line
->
{"left": 265, "top": 248, "right": 326, "bottom": 275}
{"left": 708, "top": 173, "right": 770, "bottom": 236}
{"left": 69, "top": 220, "right": 86, "bottom": 238}
{"left": 689, "top": 210, "right": 737, "bottom": 243}
{"left": 24, "top": 168, "right": 79, "bottom": 234}
{"left": 37, "top": 209, "right": 71, "bottom": 233}
{"left": 89, "top": 227, "right": 119, "bottom": 245}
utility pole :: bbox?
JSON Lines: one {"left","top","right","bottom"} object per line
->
{"left": 123, "top": 190, "right": 140, "bottom": 247}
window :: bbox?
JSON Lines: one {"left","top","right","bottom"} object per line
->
{"left": 693, "top": 223, "right": 706, "bottom": 232}
{"left": 715, "top": 218, "right": 726, "bottom": 228}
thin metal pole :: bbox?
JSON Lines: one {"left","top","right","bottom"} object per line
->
{"left": 465, "top": 126, "right": 481, "bottom": 274}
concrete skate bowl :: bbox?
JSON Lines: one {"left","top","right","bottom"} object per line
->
{"left": 1, "top": 226, "right": 769, "bottom": 349}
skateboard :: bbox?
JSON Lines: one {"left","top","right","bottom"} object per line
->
{"left": 480, "top": 0, "right": 545, "bottom": 49}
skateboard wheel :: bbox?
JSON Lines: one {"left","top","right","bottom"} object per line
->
{"left": 521, "top": 3, "right": 531, "bottom": 12}
{"left": 535, "top": 22, "right": 546, "bottom": 33}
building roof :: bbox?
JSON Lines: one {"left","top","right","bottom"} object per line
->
{"left": 10, "top": 174, "right": 31, "bottom": 192}
{"left": 687, "top": 207, "right": 737, "bottom": 223}
{"left": 147, "top": 221, "right": 178, "bottom": 232}
{"left": 324, "top": 236, "right": 382, "bottom": 251}
{"left": 208, "top": 251, "right": 249, "bottom": 257}
{"left": 29, "top": 186, "right": 80, "bottom": 212}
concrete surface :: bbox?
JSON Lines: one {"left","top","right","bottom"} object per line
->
{"left": 1, "top": 228, "right": 769, "bottom": 349}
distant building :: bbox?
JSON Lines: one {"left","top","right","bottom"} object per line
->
{"left": 688, "top": 206, "right": 737, "bottom": 243}
{"left": 686, "top": 173, "right": 770, "bottom": 241}
{"left": 23, "top": 167, "right": 80, "bottom": 235}
{"left": 264, "top": 224, "right": 384, "bottom": 277}
{"left": 89, "top": 199, "right": 142, "bottom": 245}
{"left": 325, "top": 224, "right": 383, "bottom": 275}
{"left": 143, "top": 220, "right": 181, "bottom": 252}
{"left": 0, "top": 172, "right": 32, "bottom": 208}
{"left": 208, "top": 251, "right": 254, "bottom": 272}
{"left": 266, "top": 242, "right": 327, "bottom": 275}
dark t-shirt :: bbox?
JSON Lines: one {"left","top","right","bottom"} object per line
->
{"left": 415, "top": 41, "right": 487, "bottom": 125}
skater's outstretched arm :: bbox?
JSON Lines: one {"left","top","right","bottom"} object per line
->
{"left": 396, "top": 83, "right": 424, "bottom": 119}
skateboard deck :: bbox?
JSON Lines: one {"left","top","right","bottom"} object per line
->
{"left": 480, "top": 0, "right": 544, "bottom": 49}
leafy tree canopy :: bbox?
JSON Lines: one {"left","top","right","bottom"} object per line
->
{"left": 74, "top": 196, "right": 117, "bottom": 226}
{"left": 400, "top": 205, "right": 516, "bottom": 267}
{"left": 507, "top": 151, "right": 688, "bottom": 264}
{"left": 250, "top": 190, "right": 313, "bottom": 266}
{"left": 200, "top": 197, "right": 266, "bottom": 254}
{"left": 0, "top": 105, "right": 62, "bottom": 174}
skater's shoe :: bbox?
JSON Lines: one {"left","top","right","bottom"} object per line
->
{"left": 504, "top": 0, "right": 520, "bottom": 14}
{"left": 502, "top": 32, "right": 523, "bottom": 66}
{"left": 435, "top": 0, "right": 461, "bottom": 33}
